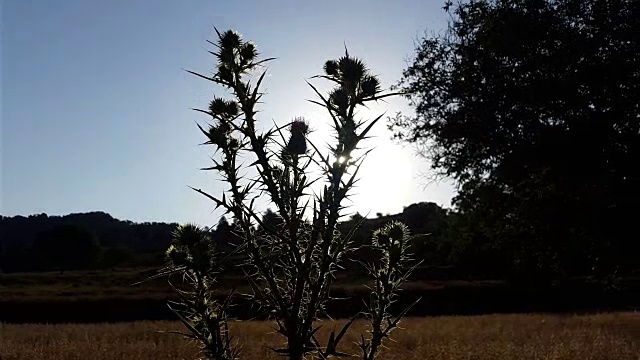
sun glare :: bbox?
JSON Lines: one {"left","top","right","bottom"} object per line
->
{"left": 303, "top": 106, "right": 415, "bottom": 216}
{"left": 355, "top": 144, "right": 413, "bottom": 215}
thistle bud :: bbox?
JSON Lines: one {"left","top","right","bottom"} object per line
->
{"left": 361, "top": 75, "right": 380, "bottom": 98}
{"left": 388, "top": 222, "right": 406, "bottom": 242}
{"left": 286, "top": 117, "right": 309, "bottom": 155}
{"left": 240, "top": 42, "right": 258, "bottom": 62}
{"left": 219, "top": 30, "right": 242, "bottom": 49}
{"left": 224, "top": 100, "right": 239, "bottom": 117}
{"left": 329, "top": 88, "right": 349, "bottom": 110}
{"left": 324, "top": 60, "right": 338, "bottom": 76}
{"left": 177, "top": 225, "right": 202, "bottom": 246}
{"left": 217, "top": 65, "right": 234, "bottom": 83}
{"left": 206, "top": 125, "right": 228, "bottom": 147}
{"left": 209, "top": 98, "right": 228, "bottom": 116}
{"left": 166, "top": 245, "right": 189, "bottom": 267}
{"left": 372, "top": 229, "right": 390, "bottom": 247}
{"left": 338, "top": 56, "right": 366, "bottom": 84}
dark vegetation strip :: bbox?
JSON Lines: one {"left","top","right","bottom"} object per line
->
{"left": 2, "top": 281, "right": 638, "bottom": 324}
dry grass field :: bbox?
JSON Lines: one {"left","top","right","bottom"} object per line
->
{"left": 1, "top": 313, "right": 638, "bottom": 360}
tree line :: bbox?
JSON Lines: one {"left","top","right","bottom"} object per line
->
{"left": 0, "top": 212, "right": 176, "bottom": 273}
{"left": 2, "top": 197, "right": 636, "bottom": 284}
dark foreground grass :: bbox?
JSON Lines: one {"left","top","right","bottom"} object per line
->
{"left": 0, "top": 268, "right": 194, "bottom": 302}
{"left": 0, "top": 268, "right": 400, "bottom": 302}
{"left": 1, "top": 313, "right": 638, "bottom": 360}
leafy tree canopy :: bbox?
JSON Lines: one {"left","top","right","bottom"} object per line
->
{"left": 391, "top": 0, "right": 639, "bottom": 280}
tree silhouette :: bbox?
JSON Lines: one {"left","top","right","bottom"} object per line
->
{"left": 32, "top": 224, "right": 102, "bottom": 273}
{"left": 391, "top": 0, "right": 639, "bottom": 281}
{"left": 100, "top": 246, "right": 133, "bottom": 270}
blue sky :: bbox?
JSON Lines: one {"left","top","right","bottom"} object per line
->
{"left": 2, "top": 0, "right": 455, "bottom": 226}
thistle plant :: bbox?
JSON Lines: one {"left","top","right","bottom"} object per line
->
{"left": 162, "top": 224, "right": 239, "bottom": 360}
{"left": 162, "top": 28, "right": 418, "bottom": 360}
{"left": 359, "top": 221, "right": 421, "bottom": 360}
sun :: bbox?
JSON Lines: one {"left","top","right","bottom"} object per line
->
{"left": 348, "top": 143, "right": 414, "bottom": 216}
{"left": 302, "top": 107, "right": 415, "bottom": 217}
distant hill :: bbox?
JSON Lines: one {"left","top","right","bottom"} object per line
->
{"left": 1, "top": 211, "right": 177, "bottom": 253}
{"left": 0, "top": 202, "right": 451, "bottom": 273}
{"left": 1, "top": 202, "right": 448, "bottom": 249}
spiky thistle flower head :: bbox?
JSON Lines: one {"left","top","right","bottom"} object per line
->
{"left": 338, "top": 55, "right": 368, "bottom": 84}
{"left": 206, "top": 123, "right": 230, "bottom": 147}
{"left": 239, "top": 41, "right": 258, "bottom": 62}
{"left": 171, "top": 224, "right": 216, "bottom": 273}
{"left": 225, "top": 100, "right": 239, "bottom": 117}
{"left": 387, "top": 222, "right": 408, "bottom": 243}
{"left": 372, "top": 228, "right": 390, "bottom": 247}
{"left": 329, "top": 88, "right": 349, "bottom": 111}
{"left": 361, "top": 75, "right": 381, "bottom": 98}
{"left": 371, "top": 221, "right": 411, "bottom": 270}
{"left": 285, "top": 117, "right": 310, "bottom": 155}
{"left": 290, "top": 117, "right": 310, "bottom": 134}
{"left": 166, "top": 244, "right": 189, "bottom": 267}
{"left": 209, "top": 98, "right": 238, "bottom": 118}
{"left": 174, "top": 223, "right": 205, "bottom": 247}
{"left": 219, "top": 30, "right": 242, "bottom": 49}
{"left": 324, "top": 60, "right": 339, "bottom": 76}
{"left": 387, "top": 222, "right": 409, "bottom": 268}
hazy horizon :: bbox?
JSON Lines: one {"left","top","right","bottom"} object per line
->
{"left": 2, "top": 0, "right": 456, "bottom": 227}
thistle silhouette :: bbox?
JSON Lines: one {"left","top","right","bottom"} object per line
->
{"left": 285, "top": 117, "right": 309, "bottom": 155}
{"left": 150, "top": 28, "right": 419, "bottom": 360}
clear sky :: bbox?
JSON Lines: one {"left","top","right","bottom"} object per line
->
{"left": 2, "top": 0, "right": 456, "bottom": 226}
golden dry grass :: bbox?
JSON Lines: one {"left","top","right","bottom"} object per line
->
{"left": 1, "top": 313, "right": 638, "bottom": 360}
